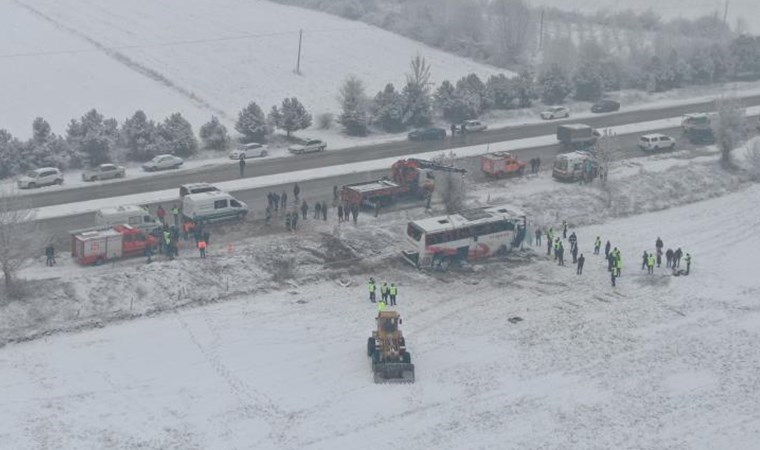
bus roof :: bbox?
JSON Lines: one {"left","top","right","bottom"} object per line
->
{"left": 410, "top": 205, "right": 525, "bottom": 233}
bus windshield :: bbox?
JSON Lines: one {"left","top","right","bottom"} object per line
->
{"left": 407, "top": 223, "right": 423, "bottom": 241}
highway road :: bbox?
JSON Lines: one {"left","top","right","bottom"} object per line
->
{"left": 22, "top": 93, "right": 760, "bottom": 211}
{"left": 39, "top": 120, "right": 719, "bottom": 243}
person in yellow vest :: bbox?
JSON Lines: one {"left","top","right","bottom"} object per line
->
{"left": 171, "top": 204, "right": 180, "bottom": 228}
{"left": 378, "top": 300, "right": 387, "bottom": 312}
{"left": 389, "top": 283, "right": 398, "bottom": 306}
{"left": 368, "top": 278, "right": 377, "bottom": 303}
{"left": 647, "top": 253, "right": 655, "bottom": 274}
{"left": 380, "top": 282, "right": 389, "bottom": 303}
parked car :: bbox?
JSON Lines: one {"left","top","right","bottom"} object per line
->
{"left": 141, "top": 154, "right": 183, "bottom": 172}
{"left": 541, "top": 106, "right": 570, "bottom": 120}
{"left": 408, "top": 127, "right": 446, "bottom": 141}
{"left": 182, "top": 191, "right": 248, "bottom": 224}
{"left": 288, "top": 139, "right": 326, "bottom": 154}
{"left": 461, "top": 120, "right": 487, "bottom": 132}
{"left": 229, "top": 142, "right": 268, "bottom": 160}
{"left": 82, "top": 163, "right": 126, "bottom": 181}
{"left": 638, "top": 133, "right": 676, "bottom": 152}
{"left": 17, "top": 167, "right": 63, "bottom": 189}
{"left": 591, "top": 99, "right": 621, "bottom": 113}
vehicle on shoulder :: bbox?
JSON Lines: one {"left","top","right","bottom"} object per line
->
{"left": 229, "top": 142, "right": 268, "bottom": 160}
{"left": 17, "top": 167, "right": 63, "bottom": 189}
{"left": 638, "top": 133, "right": 676, "bottom": 152}
{"left": 681, "top": 113, "right": 712, "bottom": 133}
{"left": 288, "top": 138, "right": 326, "bottom": 154}
{"left": 540, "top": 106, "right": 570, "bottom": 120}
{"left": 408, "top": 127, "right": 447, "bottom": 141}
{"left": 95, "top": 205, "right": 161, "bottom": 233}
{"left": 179, "top": 182, "right": 221, "bottom": 198}
{"left": 460, "top": 120, "right": 487, "bottom": 133}
{"left": 182, "top": 191, "right": 248, "bottom": 225}
{"left": 552, "top": 151, "right": 599, "bottom": 182}
{"left": 141, "top": 154, "right": 183, "bottom": 172}
{"left": 82, "top": 163, "right": 126, "bottom": 181}
{"left": 591, "top": 99, "right": 621, "bottom": 113}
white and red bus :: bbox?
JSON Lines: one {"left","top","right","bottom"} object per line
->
{"left": 402, "top": 205, "right": 527, "bottom": 269}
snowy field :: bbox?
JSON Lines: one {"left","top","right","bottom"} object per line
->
{"left": 2, "top": 143, "right": 760, "bottom": 448}
{"left": 1, "top": 0, "right": 504, "bottom": 142}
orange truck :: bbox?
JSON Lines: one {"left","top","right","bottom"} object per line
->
{"left": 71, "top": 224, "right": 158, "bottom": 265}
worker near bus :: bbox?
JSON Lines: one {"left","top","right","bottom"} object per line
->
{"left": 171, "top": 204, "right": 180, "bottom": 228}
{"left": 389, "top": 283, "right": 398, "bottom": 306}
{"left": 314, "top": 201, "right": 321, "bottom": 219}
{"left": 321, "top": 201, "right": 328, "bottom": 221}
{"left": 380, "top": 282, "right": 389, "bottom": 303}
{"left": 293, "top": 182, "right": 300, "bottom": 202}
{"left": 301, "top": 200, "right": 308, "bottom": 220}
{"left": 368, "top": 278, "right": 377, "bottom": 303}
{"left": 198, "top": 240, "right": 207, "bottom": 259}
{"left": 156, "top": 205, "right": 166, "bottom": 224}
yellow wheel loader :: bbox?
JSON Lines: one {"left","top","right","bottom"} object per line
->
{"left": 366, "top": 310, "right": 415, "bottom": 383}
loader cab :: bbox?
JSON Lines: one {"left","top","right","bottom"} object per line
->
{"left": 377, "top": 311, "right": 402, "bottom": 334}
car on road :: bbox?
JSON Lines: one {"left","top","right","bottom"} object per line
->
{"left": 17, "top": 167, "right": 63, "bottom": 189}
{"left": 229, "top": 142, "right": 268, "bottom": 160}
{"left": 408, "top": 127, "right": 446, "bottom": 141}
{"left": 540, "top": 106, "right": 570, "bottom": 120}
{"left": 141, "top": 154, "right": 184, "bottom": 172}
{"left": 591, "top": 99, "right": 621, "bottom": 113}
{"left": 82, "top": 163, "right": 126, "bottom": 181}
{"left": 638, "top": 134, "right": 676, "bottom": 152}
{"left": 288, "top": 139, "right": 326, "bottom": 154}
{"left": 461, "top": 120, "right": 487, "bottom": 133}
{"left": 681, "top": 113, "right": 711, "bottom": 132}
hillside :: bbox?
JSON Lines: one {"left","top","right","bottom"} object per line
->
{"left": 0, "top": 0, "right": 506, "bottom": 138}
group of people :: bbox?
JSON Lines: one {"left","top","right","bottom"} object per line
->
{"left": 534, "top": 220, "right": 693, "bottom": 287}
{"left": 368, "top": 277, "right": 399, "bottom": 309}
{"left": 528, "top": 157, "right": 542, "bottom": 174}
{"left": 264, "top": 184, "right": 363, "bottom": 230}
{"left": 155, "top": 204, "right": 181, "bottom": 228}
{"left": 146, "top": 210, "right": 213, "bottom": 263}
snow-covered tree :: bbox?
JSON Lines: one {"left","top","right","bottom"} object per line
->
{"left": 0, "top": 189, "right": 37, "bottom": 297}
{"left": 269, "top": 97, "right": 312, "bottom": 137}
{"left": 338, "top": 76, "right": 370, "bottom": 136}
{"left": 25, "top": 118, "right": 70, "bottom": 170}
{"left": 66, "top": 109, "right": 119, "bottom": 167}
{"left": 539, "top": 64, "right": 572, "bottom": 105}
{"left": 0, "top": 130, "right": 23, "bottom": 179}
{"left": 235, "top": 101, "right": 270, "bottom": 142}
{"left": 121, "top": 111, "right": 161, "bottom": 161}
{"left": 158, "top": 113, "right": 198, "bottom": 157}
{"left": 199, "top": 116, "right": 230, "bottom": 151}
{"left": 486, "top": 74, "right": 516, "bottom": 109}
{"left": 434, "top": 80, "right": 458, "bottom": 122}
{"left": 715, "top": 96, "right": 746, "bottom": 168}
{"left": 372, "top": 84, "right": 405, "bottom": 132}
{"left": 514, "top": 70, "right": 536, "bottom": 108}
{"left": 402, "top": 55, "right": 433, "bottom": 127}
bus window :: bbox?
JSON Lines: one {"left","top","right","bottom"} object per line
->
{"left": 407, "top": 223, "right": 423, "bottom": 241}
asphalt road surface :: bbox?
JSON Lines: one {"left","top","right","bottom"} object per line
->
{"left": 40, "top": 120, "right": 729, "bottom": 242}
{"left": 22, "top": 93, "right": 760, "bottom": 212}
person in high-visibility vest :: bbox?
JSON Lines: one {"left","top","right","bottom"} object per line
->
{"left": 647, "top": 254, "right": 655, "bottom": 274}
{"left": 368, "top": 278, "right": 377, "bottom": 303}
{"left": 389, "top": 283, "right": 398, "bottom": 306}
{"left": 594, "top": 237, "right": 601, "bottom": 255}
{"left": 380, "top": 282, "right": 389, "bottom": 303}
{"left": 378, "top": 300, "right": 387, "bottom": 312}
{"left": 171, "top": 204, "right": 180, "bottom": 228}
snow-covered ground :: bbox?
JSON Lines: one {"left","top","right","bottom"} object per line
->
{"left": 1, "top": 137, "right": 759, "bottom": 448}
{"left": 1, "top": 0, "right": 504, "bottom": 142}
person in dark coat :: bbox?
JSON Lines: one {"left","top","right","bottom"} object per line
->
{"left": 568, "top": 232, "right": 577, "bottom": 247}
{"left": 333, "top": 185, "right": 339, "bottom": 203}
{"left": 557, "top": 243, "right": 565, "bottom": 266}
{"left": 611, "top": 268, "right": 616, "bottom": 287}
{"left": 665, "top": 248, "right": 674, "bottom": 268}
{"left": 338, "top": 204, "right": 344, "bottom": 222}
{"left": 547, "top": 237, "right": 552, "bottom": 256}
{"left": 656, "top": 237, "right": 663, "bottom": 252}
{"left": 45, "top": 244, "right": 56, "bottom": 266}
{"left": 351, "top": 205, "right": 359, "bottom": 224}
{"left": 571, "top": 244, "right": 578, "bottom": 264}
{"left": 344, "top": 203, "right": 351, "bottom": 222}
{"left": 291, "top": 211, "right": 299, "bottom": 230}
{"left": 450, "top": 123, "right": 457, "bottom": 137}
{"left": 642, "top": 251, "right": 649, "bottom": 270}
{"left": 605, "top": 241, "right": 611, "bottom": 259}
{"left": 674, "top": 248, "right": 683, "bottom": 268}
{"left": 656, "top": 248, "right": 662, "bottom": 268}
{"left": 535, "top": 228, "right": 542, "bottom": 246}
{"left": 281, "top": 191, "right": 288, "bottom": 210}
{"left": 535, "top": 157, "right": 541, "bottom": 173}
{"left": 301, "top": 200, "right": 308, "bottom": 220}
{"left": 314, "top": 201, "right": 321, "bottom": 219}
{"left": 285, "top": 212, "right": 292, "bottom": 231}
{"left": 265, "top": 206, "right": 272, "bottom": 225}
{"left": 239, "top": 156, "right": 246, "bottom": 177}
{"left": 607, "top": 251, "right": 614, "bottom": 272}
{"left": 562, "top": 221, "right": 568, "bottom": 238}
{"left": 321, "top": 201, "right": 328, "bottom": 220}
{"left": 577, "top": 254, "right": 585, "bottom": 275}
{"left": 293, "top": 183, "right": 300, "bottom": 202}
{"left": 273, "top": 193, "right": 280, "bottom": 212}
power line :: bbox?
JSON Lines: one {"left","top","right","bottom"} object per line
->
{"left": 0, "top": 25, "right": 369, "bottom": 60}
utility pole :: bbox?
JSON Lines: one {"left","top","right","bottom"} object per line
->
{"left": 538, "top": 9, "right": 545, "bottom": 51}
{"left": 295, "top": 29, "right": 303, "bottom": 75}
{"left": 723, "top": 0, "right": 729, "bottom": 24}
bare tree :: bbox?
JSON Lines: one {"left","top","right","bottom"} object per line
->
{"left": 0, "top": 189, "right": 37, "bottom": 297}
{"left": 744, "top": 138, "right": 760, "bottom": 181}
{"left": 489, "top": 0, "right": 534, "bottom": 65}
{"left": 715, "top": 95, "right": 746, "bottom": 168}
{"left": 432, "top": 152, "right": 467, "bottom": 213}
{"left": 594, "top": 130, "right": 619, "bottom": 207}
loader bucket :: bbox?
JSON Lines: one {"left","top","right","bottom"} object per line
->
{"left": 373, "top": 363, "right": 415, "bottom": 383}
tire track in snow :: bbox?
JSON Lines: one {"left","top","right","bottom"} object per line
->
{"left": 12, "top": 0, "right": 229, "bottom": 120}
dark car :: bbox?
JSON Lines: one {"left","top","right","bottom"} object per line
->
{"left": 408, "top": 127, "right": 447, "bottom": 141}
{"left": 591, "top": 99, "right": 621, "bottom": 113}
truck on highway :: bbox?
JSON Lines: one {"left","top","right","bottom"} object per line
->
{"left": 556, "top": 124, "right": 599, "bottom": 151}
{"left": 71, "top": 224, "right": 158, "bottom": 265}
{"left": 341, "top": 158, "right": 466, "bottom": 208}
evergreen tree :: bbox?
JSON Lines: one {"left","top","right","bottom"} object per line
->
{"left": 27, "top": 117, "right": 70, "bottom": 169}
{"left": 121, "top": 110, "right": 160, "bottom": 161}
{"left": 32, "top": 117, "right": 52, "bottom": 144}
{"left": 486, "top": 74, "right": 516, "bottom": 109}
{"left": 0, "top": 130, "right": 23, "bottom": 179}
{"left": 66, "top": 109, "right": 119, "bottom": 167}
{"left": 270, "top": 97, "right": 312, "bottom": 137}
{"left": 338, "top": 76, "right": 370, "bottom": 136}
{"left": 539, "top": 64, "right": 572, "bottom": 105}
{"left": 434, "top": 80, "right": 458, "bottom": 122}
{"left": 199, "top": 116, "right": 230, "bottom": 151}
{"left": 514, "top": 70, "right": 536, "bottom": 108}
{"left": 372, "top": 84, "right": 405, "bottom": 132}
{"left": 158, "top": 113, "right": 198, "bottom": 157}
{"left": 573, "top": 64, "right": 604, "bottom": 101}
{"left": 729, "top": 35, "right": 760, "bottom": 77}
{"left": 402, "top": 55, "right": 433, "bottom": 127}
{"left": 235, "top": 101, "right": 270, "bottom": 142}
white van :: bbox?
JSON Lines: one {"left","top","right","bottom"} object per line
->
{"left": 182, "top": 191, "right": 248, "bottom": 224}
{"left": 95, "top": 205, "right": 161, "bottom": 232}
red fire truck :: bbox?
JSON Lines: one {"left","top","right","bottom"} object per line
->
{"left": 480, "top": 152, "right": 527, "bottom": 177}
{"left": 71, "top": 224, "right": 158, "bottom": 265}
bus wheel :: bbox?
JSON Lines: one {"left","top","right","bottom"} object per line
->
{"left": 437, "top": 257, "right": 450, "bottom": 272}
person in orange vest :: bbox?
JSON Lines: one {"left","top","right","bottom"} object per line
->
{"left": 198, "top": 240, "right": 207, "bottom": 259}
